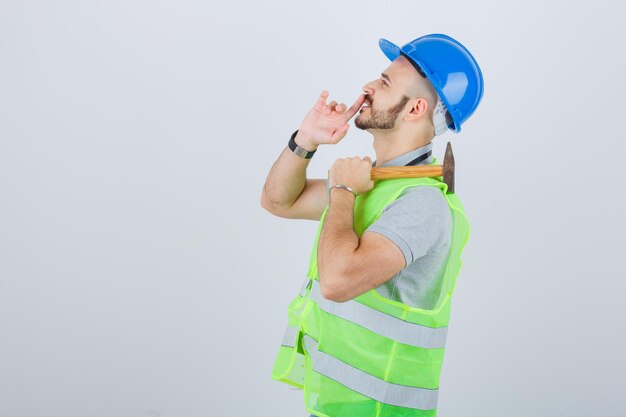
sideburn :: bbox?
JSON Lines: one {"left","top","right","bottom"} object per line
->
{"left": 387, "top": 95, "right": 411, "bottom": 121}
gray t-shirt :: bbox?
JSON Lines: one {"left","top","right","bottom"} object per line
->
{"left": 363, "top": 142, "right": 452, "bottom": 310}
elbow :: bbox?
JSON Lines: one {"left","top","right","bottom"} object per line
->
{"left": 260, "top": 187, "right": 290, "bottom": 217}
{"left": 260, "top": 189, "right": 278, "bottom": 214}
{"left": 319, "top": 274, "right": 350, "bottom": 303}
{"left": 260, "top": 185, "right": 270, "bottom": 208}
{"left": 260, "top": 191, "right": 271, "bottom": 212}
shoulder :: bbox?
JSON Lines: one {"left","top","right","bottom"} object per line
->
{"left": 365, "top": 184, "right": 452, "bottom": 265}
{"left": 382, "top": 185, "right": 451, "bottom": 217}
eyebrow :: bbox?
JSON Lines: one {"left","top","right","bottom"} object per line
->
{"left": 381, "top": 73, "right": 392, "bottom": 84}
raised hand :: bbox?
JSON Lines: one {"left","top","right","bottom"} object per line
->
{"left": 295, "top": 90, "right": 366, "bottom": 150}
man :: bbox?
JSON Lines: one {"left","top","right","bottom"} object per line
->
{"left": 261, "top": 34, "right": 483, "bottom": 417}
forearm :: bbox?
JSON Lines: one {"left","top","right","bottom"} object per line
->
{"left": 317, "top": 189, "right": 360, "bottom": 298}
{"left": 261, "top": 131, "right": 318, "bottom": 210}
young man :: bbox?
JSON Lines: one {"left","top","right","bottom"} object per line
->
{"left": 261, "top": 34, "right": 484, "bottom": 417}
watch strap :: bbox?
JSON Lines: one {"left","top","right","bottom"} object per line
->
{"left": 288, "top": 130, "right": 316, "bottom": 159}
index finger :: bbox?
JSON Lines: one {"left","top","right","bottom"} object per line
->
{"left": 342, "top": 93, "right": 367, "bottom": 121}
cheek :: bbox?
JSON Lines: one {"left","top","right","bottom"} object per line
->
{"left": 374, "top": 97, "right": 390, "bottom": 110}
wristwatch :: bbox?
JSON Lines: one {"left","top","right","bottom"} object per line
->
{"left": 288, "top": 130, "right": 317, "bottom": 159}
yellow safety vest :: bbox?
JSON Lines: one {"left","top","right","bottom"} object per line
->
{"left": 271, "top": 165, "right": 470, "bottom": 417}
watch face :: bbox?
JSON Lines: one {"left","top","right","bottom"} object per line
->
{"left": 295, "top": 147, "right": 310, "bottom": 158}
{"left": 289, "top": 131, "right": 313, "bottom": 159}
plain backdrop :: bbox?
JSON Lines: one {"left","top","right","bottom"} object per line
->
{"left": 1, "top": 1, "right": 625, "bottom": 416}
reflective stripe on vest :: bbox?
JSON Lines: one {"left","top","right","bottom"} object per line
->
{"left": 303, "top": 334, "right": 439, "bottom": 410}
{"left": 298, "top": 276, "right": 310, "bottom": 296}
{"left": 281, "top": 324, "right": 299, "bottom": 347}
{"left": 308, "top": 278, "right": 448, "bottom": 349}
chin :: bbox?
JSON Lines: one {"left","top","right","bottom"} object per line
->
{"left": 354, "top": 116, "right": 367, "bottom": 130}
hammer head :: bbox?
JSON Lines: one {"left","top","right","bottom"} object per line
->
{"left": 443, "top": 142, "right": 455, "bottom": 194}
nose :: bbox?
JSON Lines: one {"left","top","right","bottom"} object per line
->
{"left": 362, "top": 83, "right": 375, "bottom": 100}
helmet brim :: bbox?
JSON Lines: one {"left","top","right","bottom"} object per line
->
{"left": 379, "top": 38, "right": 402, "bottom": 61}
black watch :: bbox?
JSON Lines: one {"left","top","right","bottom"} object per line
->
{"left": 288, "top": 130, "right": 317, "bottom": 159}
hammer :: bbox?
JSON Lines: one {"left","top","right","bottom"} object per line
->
{"left": 370, "top": 141, "right": 456, "bottom": 194}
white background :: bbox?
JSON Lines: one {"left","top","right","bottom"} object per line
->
{"left": 1, "top": 1, "right": 625, "bottom": 416}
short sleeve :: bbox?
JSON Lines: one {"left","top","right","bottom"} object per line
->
{"left": 364, "top": 186, "right": 452, "bottom": 267}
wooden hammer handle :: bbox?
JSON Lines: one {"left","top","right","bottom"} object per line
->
{"left": 370, "top": 165, "right": 443, "bottom": 180}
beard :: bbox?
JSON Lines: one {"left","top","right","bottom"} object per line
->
{"left": 355, "top": 95, "right": 410, "bottom": 130}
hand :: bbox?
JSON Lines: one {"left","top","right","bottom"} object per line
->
{"left": 296, "top": 90, "right": 366, "bottom": 150}
{"left": 327, "top": 156, "right": 375, "bottom": 197}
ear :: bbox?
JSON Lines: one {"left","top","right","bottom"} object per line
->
{"left": 403, "top": 98, "right": 429, "bottom": 122}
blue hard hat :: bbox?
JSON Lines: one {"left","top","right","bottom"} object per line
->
{"left": 379, "top": 34, "right": 484, "bottom": 133}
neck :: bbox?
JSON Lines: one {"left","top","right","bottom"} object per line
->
{"left": 371, "top": 128, "right": 432, "bottom": 167}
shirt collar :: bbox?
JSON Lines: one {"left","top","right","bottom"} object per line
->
{"left": 372, "top": 142, "right": 434, "bottom": 167}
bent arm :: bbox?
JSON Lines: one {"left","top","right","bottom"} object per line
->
{"left": 260, "top": 91, "right": 364, "bottom": 220}
{"left": 260, "top": 131, "right": 323, "bottom": 219}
